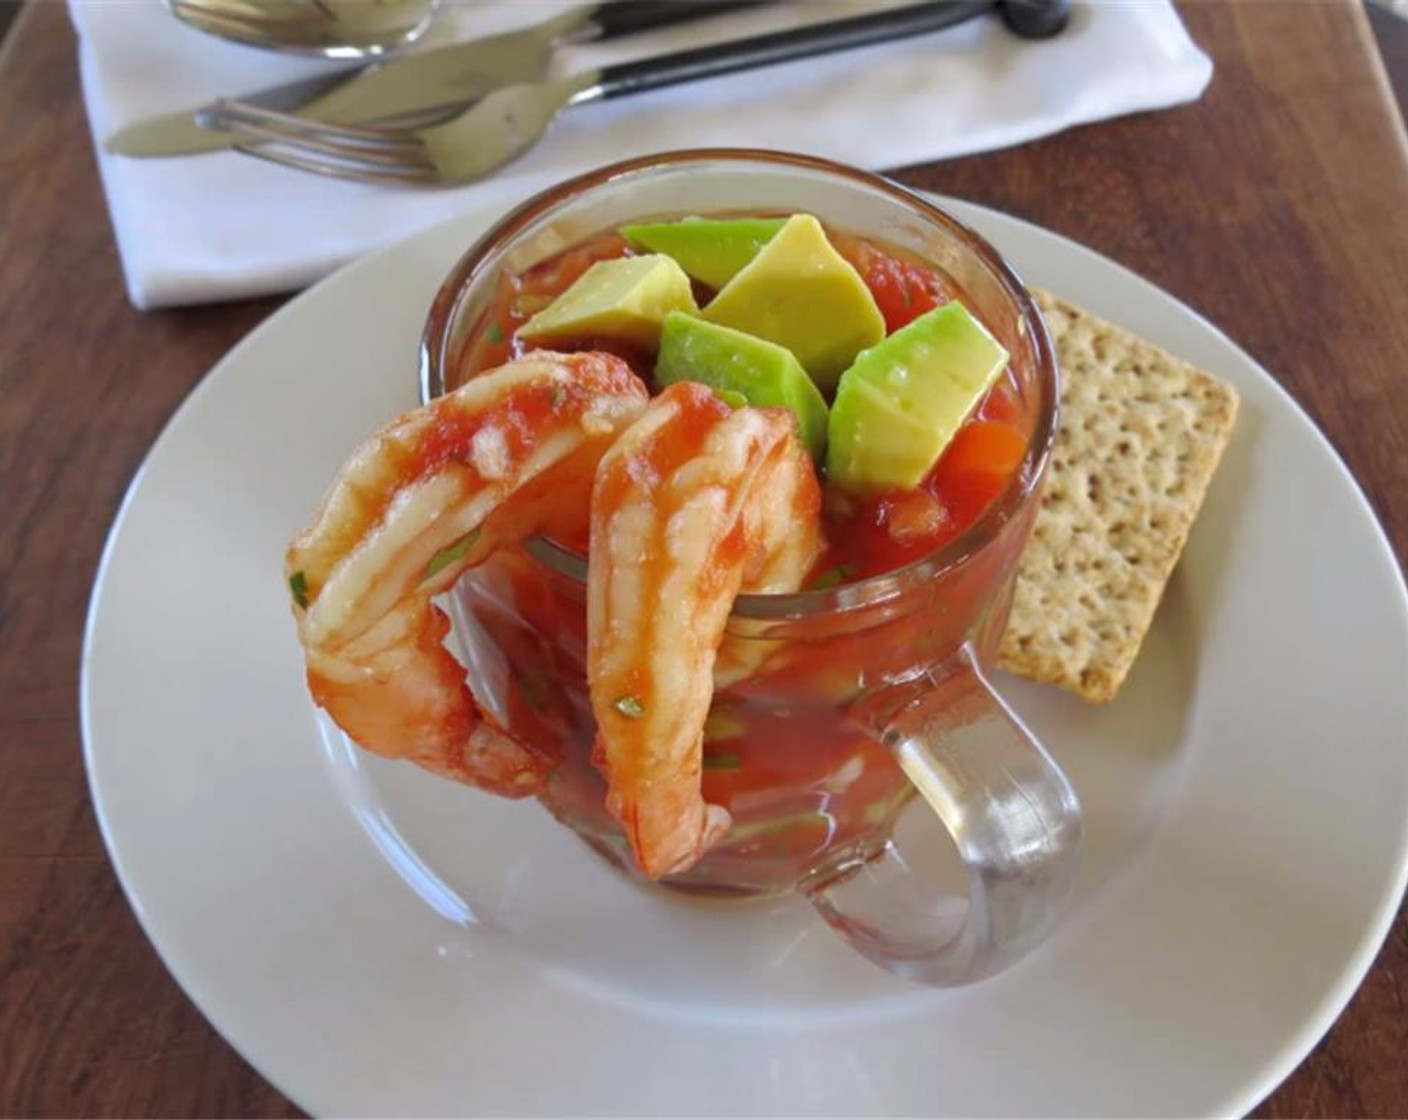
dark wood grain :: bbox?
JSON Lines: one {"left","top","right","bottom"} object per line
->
{"left": 0, "top": 5, "right": 296, "bottom": 1116}
{"left": 0, "top": 1, "right": 1405, "bottom": 1115}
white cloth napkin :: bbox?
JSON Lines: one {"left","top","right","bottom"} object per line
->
{"left": 72, "top": 0, "right": 1212, "bottom": 310}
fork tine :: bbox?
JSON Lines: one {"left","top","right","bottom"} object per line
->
{"left": 205, "top": 96, "right": 440, "bottom": 181}
{"left": 205, "top": 99, "right": 428, "bottom": 155}
{"left": 234, "top": 142, "right": 437, "bottom": 187}
{"left": 215, "top": 114, "right": 434, "bottom": 174}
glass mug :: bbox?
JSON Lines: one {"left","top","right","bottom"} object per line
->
{"left": 420, "top": 150, "right": 1080, "bottom": 987}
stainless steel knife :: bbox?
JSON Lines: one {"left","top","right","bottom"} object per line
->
{"left": 105, "top": 0, "right": 769, "bottom": 158}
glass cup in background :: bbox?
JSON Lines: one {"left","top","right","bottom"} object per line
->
{"left": 421, "top": 150, "right": 1080, "bottom": 987}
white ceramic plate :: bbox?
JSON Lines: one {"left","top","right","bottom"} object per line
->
{"left": 82, "top": 198, "right": 1408, "bottom": 1117}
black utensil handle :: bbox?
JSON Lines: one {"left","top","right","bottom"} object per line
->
{"left": 591, "top": 0, "right": 992, "bottom": 102}
{"left": 592, "top": 0, "right": 772, "bottom": 41}
{"left": 999, "top": 0, "right": 1069, "bottom": 39}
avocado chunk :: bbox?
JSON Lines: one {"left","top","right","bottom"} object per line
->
{"left": 621, "top": 216, "right": 786, "bottom": 290}
{"left": 517, "top": 253, "right": 697, "bottom": 350}
{"left": 827, "top": 301, "right": 1009, "bottom": 492}
{"left": 700, "top": 214, "right": 885, "bottom": 393}
{"left": 655, "top": 312, "right": 829, "bottom": 462}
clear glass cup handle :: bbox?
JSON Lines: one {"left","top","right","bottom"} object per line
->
{"left": 804, "top": 648, "right": 1082, "bottom": 986}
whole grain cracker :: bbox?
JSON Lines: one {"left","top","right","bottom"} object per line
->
{"left": 996, "top": 290, "right": 1239, "bottom": 703}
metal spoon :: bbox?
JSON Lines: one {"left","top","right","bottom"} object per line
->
{"left": 164, "top": 0, "right": 440, "bottom": 60}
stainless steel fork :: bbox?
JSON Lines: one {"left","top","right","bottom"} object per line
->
{"left": 201, "top": 0, "right": 1069, "bottom": 187}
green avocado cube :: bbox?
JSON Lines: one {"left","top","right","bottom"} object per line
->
{"left": 517, "top": 253, "right": 697, "bottom": 350}
{"left": 621, "top": 216, "right": 786, "bottom": 290}
{"left": 827, "top": 301, "right": 1009, "bottom": 492}
{"left": 700, "top": 214, "right": 885, "bottom": 393}
{"left": 655, "top": 312, "right": 829, "bottom": 462}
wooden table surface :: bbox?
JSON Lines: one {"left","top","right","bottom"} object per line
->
{"left": 3, "top": 1, "right": 1407, "bottom": 1115}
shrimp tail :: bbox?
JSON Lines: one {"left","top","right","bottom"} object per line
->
{"left": 305, "top": 600, "right": 544, "bottom": 798}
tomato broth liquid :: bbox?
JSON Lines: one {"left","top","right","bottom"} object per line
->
{"left": 445, "top": 218, "right": 1039, "bottom": 893}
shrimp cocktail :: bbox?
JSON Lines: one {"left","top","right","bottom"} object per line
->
{"left": 286, "top": 152, "right": 1081, "bottom": 987}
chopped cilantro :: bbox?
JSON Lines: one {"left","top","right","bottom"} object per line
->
{"left": 288, "top": 570, "right": 309, "bottom": 609}
{"left": 702, "top": 753, "right": 741, "bottom": 770}
{"left": 484, "top": 323, "right": 505, "bottom": 344}
{"left": 424, "top": 526, "right": 482, "bottom": 580}
{"left": 702, "top": 707, "right": 745, "bottom": 740}
{"left": 807, "top": 563, "right": 854, "bottom": 591}
{"left": 613, "top": 695, "right": 645, "bottom": 719}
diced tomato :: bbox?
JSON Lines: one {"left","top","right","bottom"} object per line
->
{"left": 977, "top": 369, "right": 1023, "bottom": 426}
{"left": 936, "top": 419, "right": 1027, "bottom": 483}
{"left": 817, "top": 419, "right": 1028, "bottom": 581}
{"left": 834, "top": 234, "right": 952, "bottom": 333}
{"left": 869, "top": 255, "right": 945, "bottom": 333}
{"left": 820, "top": 491, "right": 946, "bottom": 582}
{"left": 928, "top": 420, "right": 1027, "bottom": 528}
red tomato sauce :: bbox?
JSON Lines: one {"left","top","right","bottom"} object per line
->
{"left": 445, "top": 217, "right": 1038, "bottom": 888}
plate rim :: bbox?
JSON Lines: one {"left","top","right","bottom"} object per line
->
{"left": 79, "top": 193, "right": 1408, "bottom": 1118}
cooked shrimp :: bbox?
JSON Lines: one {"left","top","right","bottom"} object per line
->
{"left": 712, "top": 424, "right": 826, "bottom": 688}
{"left": 286, "top": 352, "right": 649, "bottom": 798}
{"left": 587, "top": 383, "right": 824, "bottom": 878}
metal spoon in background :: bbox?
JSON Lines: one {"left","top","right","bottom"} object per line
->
{"left": 164, "top": 0, "right": 441, "bottom": 60}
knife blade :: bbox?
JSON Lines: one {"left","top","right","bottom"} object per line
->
{"left": 105, "top": 10, "right": 593, "bottom": 157}
{"left": 104, "top": 0, "right": 769, "bottom": 158}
